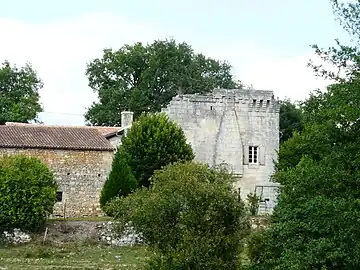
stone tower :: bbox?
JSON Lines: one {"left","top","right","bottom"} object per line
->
{"left": 162, "top": 89, "right": 280, "bottom": 212}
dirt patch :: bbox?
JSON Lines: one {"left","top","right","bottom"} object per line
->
{"left": 39, "top": 220, "right": 107, "bottom": 244}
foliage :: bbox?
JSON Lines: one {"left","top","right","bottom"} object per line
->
{"left": 0, "top": 61, "right": 43, "bottom": 124}
{"left": 0, "top": 155, "right": 57, "bottom": 233}
{"left": 246, "top": 193, "right": 261, "bottom": 216}
{"left": 248, "top": 75, "right": 360, "bottom": 269}
{"left": 120, "top": 112, "right": 194, "bottom": 188}
{"left": 109, "top": 162, "right": 250, "bottom": 270}
{"left": 99, "top": 148, "right": 137, "bottom": 214}
{"left": 279, "top": 99, "right": 303, "bottom": 144}
{"left": 309, "top": 0, "right": 360, "bottom": 81}
{"left": 84, "top": 38, "right": 243, "bottom": 126}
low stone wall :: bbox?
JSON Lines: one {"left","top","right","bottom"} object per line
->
{"left": 2, "top": 221, "right": 141, "bottom": 246}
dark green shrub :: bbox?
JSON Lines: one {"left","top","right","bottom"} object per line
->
{"left": 0, "top": 155, "right": 57, "bottom": 233}
{"left": 121, "top": 112, "right": 194, "bottom": 188}
{"left": 100, "top": 148, "right": 137, "bottom": 214}
{"left": 247, "top": 193, "right": 261, "bottom": 216}
{"left": 110, "top": 162, "right": 250, "bottom": 270}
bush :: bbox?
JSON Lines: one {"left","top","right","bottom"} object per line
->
{"left": 0, "top": 155, "right": 57, "bottom": 233}
{"left": 100, "top": 148, "right": 137, "bottom": 213}
{"left": 109, "top": 162, "right": 250, "bottom": 270}
{"left": 247, "top": 193, "right": 261, "bottom": 216}
{"left": 121, "top": 112, "right": 194, "bottom": 188}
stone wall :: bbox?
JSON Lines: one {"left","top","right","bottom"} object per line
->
{"left": 163, "top": 89, "right": 280, "bottom": 210}
{"left": 0, "top": 148, "right": 114, "bottom": 217}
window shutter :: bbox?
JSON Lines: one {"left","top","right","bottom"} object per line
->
{"left": 243, "top": 145, "right": 249, "bottom": 165}
{"left": 259, "top": 146, "right": 266, "bottom": 165}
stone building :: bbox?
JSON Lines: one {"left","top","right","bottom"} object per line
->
{"left": 0, "top": 111, "right": 134, "bottom": 218}
{"left": 163, "top": 89, "right": 280, "bottom": 212}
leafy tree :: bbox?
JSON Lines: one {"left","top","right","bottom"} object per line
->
{"left": 108, "top": 162, "right": 250, "bottom": 270}
{"left": 0, "top": 61, "right": 43, "bottom": 125}
{"left": 120, "top": 112, "right": 194, "bottom": 188}
{"left": 99, "top": 148, "right": 137, "bottom": 214}
{"left": 248, "top": 76, "right": 360, "bottom": 269}
{"left": 85, "top": 39, "right": 243, "bottom": 126}
{"left": 309, "top": 0, "right": 360, "bottom": 81}
{"left": 279, "top": 99, "right": 303, "bottom": 144}
{"left": 0, "top": 155, "right": 57, "bottom": 233}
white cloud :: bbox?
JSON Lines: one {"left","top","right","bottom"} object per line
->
{"left": 0, "top": 13, "right": 332, "bottom": 125}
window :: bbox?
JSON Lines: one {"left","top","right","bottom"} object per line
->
{"left": 56, "top": 191, "right": 63, "bottom": 202}
{"left": 248, "top": 146, "right": 258, "bottom": 164}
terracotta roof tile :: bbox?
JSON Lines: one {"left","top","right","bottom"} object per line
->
{"left": 0, "top": 125, "right": 115, "bottom": 151}
{"left": 5, "top": 122, "right": 124, "bottom": 137}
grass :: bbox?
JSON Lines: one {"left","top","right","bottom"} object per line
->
{"left": 0, "top": 242, "right": 149, "bottom": 269}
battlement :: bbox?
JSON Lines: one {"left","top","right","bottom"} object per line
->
{"left": 168, "top": 89, "right": 280, "bottom": 113}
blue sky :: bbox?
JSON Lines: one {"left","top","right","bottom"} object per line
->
{"left": 0, "top": 0, "right": 348, "bottom": 125}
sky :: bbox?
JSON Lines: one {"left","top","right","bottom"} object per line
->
{"left": 0, "top": 0, "right": 349, "bottom": 125}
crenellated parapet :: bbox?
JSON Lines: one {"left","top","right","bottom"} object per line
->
{"left": 164, "top": 88, "right": 280, "bottom": 113}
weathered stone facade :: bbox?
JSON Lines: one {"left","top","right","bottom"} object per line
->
{"left": 0, "top": 147, "right": 113, "bottom": 217}
{"left": 163, "top": 89, "right": 280, "bottom": 211}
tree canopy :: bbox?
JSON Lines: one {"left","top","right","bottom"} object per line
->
{"left": 249, "top": 76, "right": 360, "bottom": 269}
{"left": 248, "top": 1, "right": 360, "bottom": 268}
{"left": 279, "top": 99, "right": 303, "bottom": 144}
{"left": 120, "top": 112, "right": 194, "bottom": 188}
{"left": 84, "top": 39, "right": 243, "bottom": 126}
{"left": 0, "top": 61, "right": 43, "bottom": 125}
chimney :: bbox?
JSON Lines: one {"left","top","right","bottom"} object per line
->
{"left": 121, "top": 111, "right": 134, "bottom": 135}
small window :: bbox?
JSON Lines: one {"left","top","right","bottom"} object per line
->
{"left": 56, "top": 191, "right": 63, "bottom": 202}
{"left": 210, "top": 106, "right": 213, "bottom": 110}
{"left": 98, "top": 173, "right": 101, "bottom": 177}
{"left": 67, "top": 172, "right": 70, "bottom": 176}
{"left": 248, "top": 146, "right": 258, "bottom": 164}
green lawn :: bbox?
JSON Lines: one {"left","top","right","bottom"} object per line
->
{"left": 0, "top": 242, "right": 149, "bottom": 269}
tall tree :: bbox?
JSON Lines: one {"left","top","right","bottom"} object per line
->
{"left": 279, "top": 99, "right": 303, "bottom": 144}
{"left": 85, "top": 39, "right": 243, "bottom": 126}
{"left": 248, "top": 1, "right": 360, "bottom": 268}
{"left": 310, "top": 0, "right": 360, "bottom": 81}
{"left": 0, "top": 61, "right": 43, "bottom": 125}
{"left": 248, "top": 76, "right": 360, "bottom": 270}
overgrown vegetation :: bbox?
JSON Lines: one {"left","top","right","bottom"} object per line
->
{"left": 0, "top": 155, "right": 57, "bottom": 234}
{"left": 108, "top": 162, "right": 250, "bottom": 269}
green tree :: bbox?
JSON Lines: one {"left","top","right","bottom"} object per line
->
{"left": 85, "top": 39, "right": 243, "bottom": 126}
{"left": 248, "top": 76, "right": 360, "bottom": 269}
{"left": 279, "top": 99, "right": 303, "bottom": 144}
{"left": 0, "top": 155, "right": 57, "bottom": 233}
{"left": 99, "top": 148, "right": 137, "bottom": 214}
{"left": 108, "top": 162, "right": 250, "bottom": 270}
{"left": 0, "top": 61, "right": 43, "bottom": 125}
{"left": 309, "top": 0, "right": 360, "bottom": 81}
{"left": 120, "top": 112, "right": 194, "bottom": 188}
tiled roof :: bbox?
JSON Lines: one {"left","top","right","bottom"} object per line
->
{"left": 5, "top": 122, "right": 124, "bottom": 137}
{"left": 0, "top": 125, "right": 115, "bottom": 151}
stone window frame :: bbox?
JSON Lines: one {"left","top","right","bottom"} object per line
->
{"left": 243, "top": 144, "right": 266, "bottom": 166}
{"left": 248, "top": 146, "right": 259, "bottom": 164}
